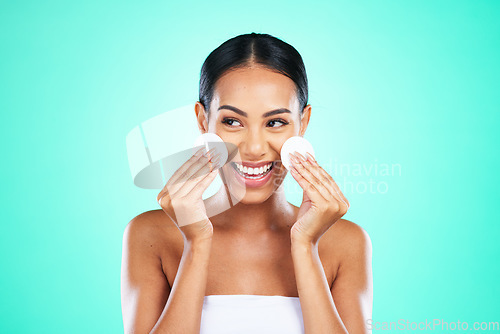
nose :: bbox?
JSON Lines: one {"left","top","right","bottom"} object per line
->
{"left": 240, "top": 128, "right": 268, "bottom": 160}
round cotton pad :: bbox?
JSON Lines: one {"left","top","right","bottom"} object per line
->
{"left": 193, "top": 133, "right": 228, "bottom": 169}
{"left": 280, "top": 136, "right": 315, "bottom": 171}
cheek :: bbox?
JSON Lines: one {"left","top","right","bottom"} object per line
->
{"left": 214, "top": 131, "right": 239, "bottom": 146}
{"left": 270, "top": 137, "right": 286, "bottom": 154}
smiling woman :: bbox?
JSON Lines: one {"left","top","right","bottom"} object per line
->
{"left": 121, "top": 32, "right": 373, "bottom": 334}
{"left": 199, "top": 58, "right": 308, "bottom": 204}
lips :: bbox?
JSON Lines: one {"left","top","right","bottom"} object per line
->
{"left": 234, "top": 161, "right": 274, "bottom": 168}
{"left": 232, "top": 161, "right": 273, "bottom": 177}
{"left": 229, "top": 161, "right": 276, "bottom": 187}
{"left": 231, "top": 162, "right": 273, "bottom": 179}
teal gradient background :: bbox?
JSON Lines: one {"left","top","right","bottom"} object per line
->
{"left": 1, "top": 0, "right": 499, "bottom": 333}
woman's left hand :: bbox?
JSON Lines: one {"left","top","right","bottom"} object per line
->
{"left": 288, "top": 152, "right": 350, "bottom": 245}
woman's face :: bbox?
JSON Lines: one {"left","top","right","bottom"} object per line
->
{"left": 196, "top": 66, "right": 311, "bottom": 204}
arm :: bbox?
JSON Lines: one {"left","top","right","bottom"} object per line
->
{"left": 330, "top": 223, "right": 373, "bottom": 334}
{"left": 121, "top": 213, "right": 212, "bottom": 334}
{"left": 291, "top": 221, "right": 373, "bottom": 334}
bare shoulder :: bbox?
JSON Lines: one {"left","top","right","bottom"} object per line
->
{"left": 123, "top": 209, "right": 181, "bottom": 258}
{"left": 319, "top": 219, "right": 372, "bottom": 280}
{"left": 121, "top": 210, "right": 181, "bottom": 332}
{"left": 325, "top": 219, "right": 371, "bottom": 250}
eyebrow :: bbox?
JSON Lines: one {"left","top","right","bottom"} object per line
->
{"left": 217, "top": 105, "right": 292, "bottom": 118}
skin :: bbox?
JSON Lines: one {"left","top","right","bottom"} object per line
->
{"left": 196, "top": 65, "right": 309, "bottom": 233}
{"left": 121, "top": 65, "right": 373, "bottom": 333}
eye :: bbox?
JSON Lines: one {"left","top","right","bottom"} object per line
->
{"left": 267, "top": 119, "right": 289, "bottom": 128}
{"left": 221, "top": 117, "right": 289, "bottom": 128}
{"left": 221, "top": 117, "right": 242, "bottom": 127}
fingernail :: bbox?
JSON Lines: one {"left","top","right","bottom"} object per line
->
{"left": 211, "top": 154, "right": 221, "bottom": 163}
{"left": 195, "top": 147, "right": 205, "bottom": 157}
{"left": 204, "top": 148, "right": 216, "bottom": 157}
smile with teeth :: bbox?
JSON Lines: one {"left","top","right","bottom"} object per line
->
{"left": 232, "top": 162, "right": 274, "bottom": 179}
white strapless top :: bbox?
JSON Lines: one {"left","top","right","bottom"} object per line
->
{"left": 200, "top": 294, "right": 304, "bottom": 334}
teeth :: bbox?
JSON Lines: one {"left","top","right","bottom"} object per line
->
{"left": 234, "top": 162, "right": 273, "bottom": 177}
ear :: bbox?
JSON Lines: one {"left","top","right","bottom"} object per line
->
{"left": 195, "top": 102, "right": 209, "bottom": 134}
{"left": 298, "top": 104, "right": 311, "bottom": 137}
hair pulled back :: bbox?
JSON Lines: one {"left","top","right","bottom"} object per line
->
{"left": 199, "top": 32, "right": 308, "bottom": 115}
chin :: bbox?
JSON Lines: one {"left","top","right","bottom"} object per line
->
{"left": 236, "top": 189, "right": 274, "bottom": 205}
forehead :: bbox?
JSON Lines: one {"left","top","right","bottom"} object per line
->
{"left": 211, "top": 66, "right": 299, "bottom": 114}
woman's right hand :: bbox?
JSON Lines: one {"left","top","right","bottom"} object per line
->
{"left": 157, "top": 147, "right": 221, "bottom": 243}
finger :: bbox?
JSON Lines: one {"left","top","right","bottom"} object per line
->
{"left": 167, "top": 147, "right": 217, "bottom": 195}
{"left": 289, "top": 163, "right": 327, "bottom": 207}
{"left": 326, "top": 172, "right": 350, "bottom": 208}
{"left": 169, "top": 154, "right": 212, "bottom": 198}
{"left": 175, "top": 152, "right": 221, "bottom": 197}
{"left": 157, "top": 191, "right": 178, "bottom": 223}
{"left": 157, "top": 186, "right": 172, "bottom": 208}
{"left": 298, "top": 152, "right": 340, "bottom": 200}
{"left": 169, "top": 147, "right": 217, "bottom": 188}
{"left": 160, "top": 147, "right": 204, "bottom": 201}
{"left": 157, "top": 191, "right": 168, "bottom": 207}
{"left": 306, "top": 152, "right": 350, "bottom": 208}
{"left": 157, "top": 152, "right": 219, "bottom": 221}
{"left": 157, "top": 147, "right": 213, "bottom": 204}
{"left": 290, "top": 152, "right": 331, "bottom": 202}
{"left": 305, "top": 152, "right": 348, "bottom": 206}
{"left": 289, "top": 167, "right": 326, "bottom": 210}
{"left": 168, "top": 146, "right": 204, "bottom": 185}
{"left": 189, "top": 168, "right": 219, "bottom": 199}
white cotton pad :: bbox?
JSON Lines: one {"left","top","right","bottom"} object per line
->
{"left": 193, "top": 133, "right": 228, "bottom": 169}
{"left": 280, "top": 136, "right": 315, "bottom": 171}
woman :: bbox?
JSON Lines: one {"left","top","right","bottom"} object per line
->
{"left": 121, "top": 32, "right": 373, "bottom": 334}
